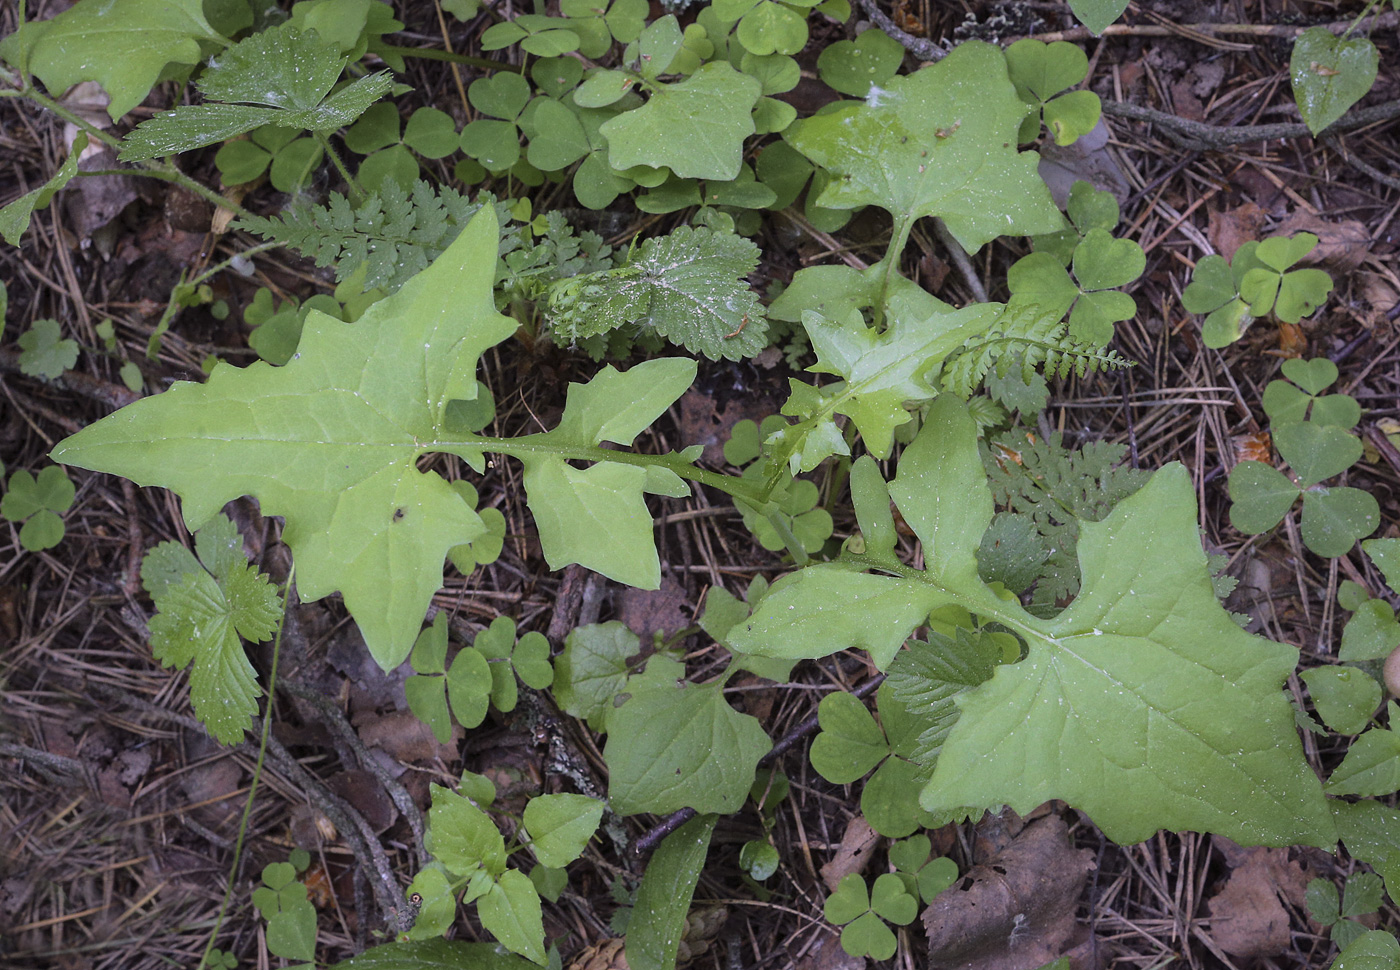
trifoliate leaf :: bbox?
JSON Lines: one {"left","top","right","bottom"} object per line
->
{"left": 1291, "top": 27, "right": 1379, "bottom": 135}
{"left": 54, "top": 209, "right": 515, "bottom": 671}
{"left": 0, "top": 0, "right": 228, "bottom": 121}
{"left": 2, "top": 465, "right": 76, "bottom": 523}
{"left": 140, "top": 514, "right": 281, "bottom": 744}
{"left": 120, "top": 24, "right": 393, "bottom": 160}
{"left": 601, "top": 61, "right": 761, "bottom": 180}
{"left": 785, "top": 41, "right": 1065, "bottom": 253}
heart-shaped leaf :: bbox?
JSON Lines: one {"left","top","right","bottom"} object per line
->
{"left": 1201, "top": 298, "right": 1254, "bottom": 348}
{"left": 1005, "top": 39, "right": 1088, "bottom": 102}
{"left": 470, "top": 72, "right": 532, "bottom": 120}
{"left": 1228, "top": 461, "right": 1300, "bottom": 534}
{"left": 1073, "top": 228, "right": 1145, "bottom": 291}
{"left": 1282, "top": 356, "right": 1337, "bottom": 394}
{"left": 1301, "top": 486, "right": 1380, "bottom": 558}
{"left": 1275, "top": 267, "right": 1334, "bottom": 323}
{"left": 1291, "top": 27, "right": 1379, "bottom": 135}
{"left": 1274, "top": 421, "right": 1362, "bottom": 486}
{"left": 1256, "top": 232, "right": 1318, "bottom": 272}
{"left": 1067, "top": 0, "right": 1129, "bottom": 34}
{"left": 1182, "top": 254, "right": 1236, "bottom": 314}
{"left": 809, "top": 691, "right": 889, "bottom": 783}
{"left": 869, "top": 872, "right": 917, "bottom": 924}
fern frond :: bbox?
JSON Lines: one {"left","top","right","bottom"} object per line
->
{"left": 940, "top": 303, "right": 1130, "bottom": 398}
{"left": 235, "top": 180, "right": 505, "bottom": 292}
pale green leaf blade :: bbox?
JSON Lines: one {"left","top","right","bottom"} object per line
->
{"left": 785, "top": 41, "right": 1064, "bottom": 252}
{"left": 523, "top": 793, "right": 604, "bottom": 868}
{"left": 1324, "top": 729, "right": 1400, "bottom": 797}
{"left": 922, "top": 465, "right": 1337, "bottom": 847}
{"left": 601, "top": 62, "right": 761, "bottom": 180}
{"left": 52, "top": 208, "right": 515, "bottom": 671}
{"left": 0, "top": 134, "right": 87, "bottom": 245}
{"left": 1300, "top": 666, "right": 1381, "bottom": 735}
{"left": 554, "top": 358, "right": 698, "bottom": 447}
{"left": 521, "top": 460, "right": 660, "bottom": 589}
{"left": 1290, "top": 28, "right": 1379, "bottom": 135}
{"left": 426, "top": 783, "right": 507, "bottom": 877}
{"left": 554, "top": 621, "right": 637, "bottom": 729}
{"left": 0, "top": 0, "right": 227, "bottom": 120}
{"left": 809, "top": 692, "right": 888, "bottom": 784}
{"left": 728, "top": 564, "right": 943, "bottom": 670}
{"left": 479, "top": 870, "right": 545, "bottom": 965}
{"left": 605, "top": 679, "right": 770, "bottom": 815}
{"left": 625, "top": 814, "right": 717, "bottom": 970}
{"left": 888, "top": 396, "right": 992, "bottom": 586}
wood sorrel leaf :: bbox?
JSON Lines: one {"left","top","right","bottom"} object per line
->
{"left": 53, "top": 209, "right": 515, "bottom": 671}
{"left": 784, "top": 40, "right": 1064, "bottom": 253}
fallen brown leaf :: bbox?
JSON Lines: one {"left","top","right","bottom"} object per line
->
{"left": 1205, "top": 836, "right": 1313, "bottom": 960}
{"left": 821, "top": 816, "right": 882, "bottom": 892}
{"left": 923, "top": 814, "right": 1095, "bottom": 970}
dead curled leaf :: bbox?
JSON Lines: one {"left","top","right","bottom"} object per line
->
{"left": 1204, "top": 836, "right": 1313, "bottom": 960}
{"left": 821, "top": 816, "right": 882, "bottom": 892}
{"left": 923, "top": 815, "right": 1095, "bottom": 970}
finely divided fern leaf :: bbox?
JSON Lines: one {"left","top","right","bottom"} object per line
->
{"left": 981, "top": 433, "right": 1149, "bottom": 613}
{"left": 235, "top": 180, "right": 503, "bottom": 292}
{"left": 940, "top": 302, "right": 1129, "bottom": 398}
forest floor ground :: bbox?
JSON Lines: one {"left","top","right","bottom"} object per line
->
{"left": 2, "top": 1, "right": 1400, "bottom": 968}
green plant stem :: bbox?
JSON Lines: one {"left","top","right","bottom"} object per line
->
{"left": 877, "top": 214, "right": 917, "bottom": 325}
{"left": 315, "top": 130, "right": 363, "bottom": 203}
{"left": 196, "top": 567, "right": 293, "bottom": 970}
{"left": 14, "top": 83, "right": 254, "bottom": 223}
{"left": 464, "top": 434, "right": 777, "bottom": 507}
{"left": 377, "top": 43, "right": 525, "bottom": 73}
{"left": 847, "top": 551, "right": 1040, "bottom": 646}
{"left": 1340, "top": 0, "right": 1384, "bottom": 39}
{"left": 145, "top": 240, "right": 283, "bottom": 358}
